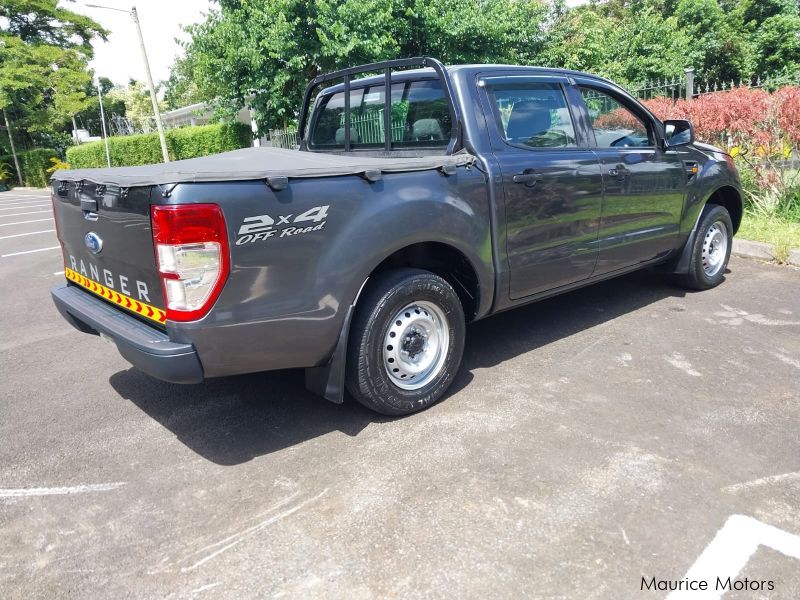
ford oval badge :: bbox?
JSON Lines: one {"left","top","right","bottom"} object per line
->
{"left": 85, "top": 232, "right": 103, "bottom": 255}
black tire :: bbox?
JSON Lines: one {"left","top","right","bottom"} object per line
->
{"left": 346, "top": 268, "right": 465, "bottom": 416}
{"left": 675, "top": 204, "right": 733, "bottom": 291}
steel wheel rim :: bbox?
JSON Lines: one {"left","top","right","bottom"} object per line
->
{"left": 701, "top": 220, "right": 728, "bottom": 277}
{"left": 383, "top": 301, "right": 450, "bottom": 390}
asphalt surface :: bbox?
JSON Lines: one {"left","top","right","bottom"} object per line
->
{"left": 1, "top": 188, "right": 799, "bottom": 599}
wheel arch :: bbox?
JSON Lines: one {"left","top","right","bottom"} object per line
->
{"left": 305, "top": 240, "right": 483, "bottom": 404}
{"left": 705, "top": 185, "right": 743, "bottom": 234}
{"left": 367, "top": 241, "right": 481, "bottom": 323}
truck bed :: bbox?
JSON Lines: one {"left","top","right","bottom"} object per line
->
{"left": 52, "top": 147, "right": 475, "bottom": 187}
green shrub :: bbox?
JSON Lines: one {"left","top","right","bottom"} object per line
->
{"left": 66, "top": 122, "right": 252, "bottom": 169}
{"left": 0, "top": 148, "right": 57, "bottom": 187}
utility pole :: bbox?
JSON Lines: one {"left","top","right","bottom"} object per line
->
{"left": 131, "top": 6, "right": 169, "bottom": 163}
{"left": 96, "top": 77, "right": 112, "bottom": 167}
{"left": 2, "top": 109, "right": 23, "bottom": 184}
{"left": 84, "top": 3, "right": 170, "bottom": 162}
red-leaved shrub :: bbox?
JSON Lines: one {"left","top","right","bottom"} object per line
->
{"left": 641, "top": 86, "right": 800, "bottom": 156}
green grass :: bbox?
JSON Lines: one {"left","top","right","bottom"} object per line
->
{"left": 738, "top": 213, "right": 800, "bottom": 262}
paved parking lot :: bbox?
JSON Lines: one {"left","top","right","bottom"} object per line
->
{"left": 1, "top": 188, "right": 799, "bottom": 599}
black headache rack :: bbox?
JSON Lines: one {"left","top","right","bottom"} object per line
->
{"left": 297, "top": 56, "right": 464, "bottom": 155}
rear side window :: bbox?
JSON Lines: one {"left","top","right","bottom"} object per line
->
{"left": 487, "top": 82, "right": 577, "bottom": 149}
{"left": 310, "top": 79, "right": 451, "bottom": 149}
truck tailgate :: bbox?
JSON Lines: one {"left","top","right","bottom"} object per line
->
{"left": 51, "top": 181, "right": 166, "bottom": 326}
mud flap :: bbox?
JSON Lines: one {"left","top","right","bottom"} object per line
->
{"left": 304, "top": 304, "right": 354, "bottom": 404}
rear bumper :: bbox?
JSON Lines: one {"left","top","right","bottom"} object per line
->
{"left": 51, "top": 284, "right": 204, "bottom": 384}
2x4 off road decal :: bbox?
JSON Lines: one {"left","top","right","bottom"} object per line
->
{"left": 236, "top": 205, "right": 329, "bottom": 245}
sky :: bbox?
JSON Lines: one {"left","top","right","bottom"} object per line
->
{"left": 68, "top": 0, "right": 212, "bottom": 87}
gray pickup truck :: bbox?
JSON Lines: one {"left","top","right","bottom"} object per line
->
{"left": 51, "top": 57, "right": 742, "bottom": 415}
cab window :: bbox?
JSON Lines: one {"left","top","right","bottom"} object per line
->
{"left": 487, "top": 82, "right": 577, "bottom": 149}
{"left": 310, "top": 79, "right": 451, "bottom": 149}
{"left": 579, "top": 87, "right": 653, "bottom": 148}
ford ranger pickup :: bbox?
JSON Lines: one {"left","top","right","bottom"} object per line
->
{"left": 50, "top": 57, "right": 743, "bottom": 415}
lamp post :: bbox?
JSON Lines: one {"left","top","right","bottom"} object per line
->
{"left": 84, "top": 4, "right": 170, "bottom": 163}
{"left": 96, "top": 76, "right": 112, "bottom": 167}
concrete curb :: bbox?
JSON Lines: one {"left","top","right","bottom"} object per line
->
{"left": 733, "top": 238, "right": 800, "bottom": 267}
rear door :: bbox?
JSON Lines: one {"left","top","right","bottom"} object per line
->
{"left": 480, "top": 76, "right": 603, "bottom": 299}
{"left": 51, "top": 180, "right": 166, "bottom": 326}
{"left": 575, "top": 81, "right": 687, "bottom": 274}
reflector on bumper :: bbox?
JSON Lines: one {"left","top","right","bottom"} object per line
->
{"left": 65, "top": 267, "right": 167, "bottom": 325}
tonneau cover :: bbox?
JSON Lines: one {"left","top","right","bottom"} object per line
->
{"left": 51, "top": 146, "right": 475, "bottom": 188}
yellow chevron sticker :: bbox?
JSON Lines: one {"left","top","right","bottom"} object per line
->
{"left": 65, "top": 267, "right": 167, "bottom": 324}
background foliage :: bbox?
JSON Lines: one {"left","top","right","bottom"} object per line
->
{"left": 165, "top": 0, "right": 800, "bottom": 133}
{"left": 65, "top": 122, "right": 251, "bottom": 168}
{"left": 0, "top": 0, "right": 106, "bottom": 148}
{"left": 0, "top": 147, "right": 57, "bottom": 187}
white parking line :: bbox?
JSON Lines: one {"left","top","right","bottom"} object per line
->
{"left": 0, "top": 229, "right": 55, "bottom": 240}
{"left": 0, "top": 196, "right": 50, "bottom": 204}
{"left": 1, "top": 245, "right": 60, "bottom": 258}
{"left": 0, "top": 204, "right": 50, "bottom": 211}
{"left": 0, "top": 482, "right": 127, "bottom": 498}
{"left": 0, "top": 218, "right": 53, "bottom": 227}
{"left": 0, "top": 210, "right": 52, "bottom": 218}
{"left": 666, "top": 514, "right": 800, "bottom": 600}
{"left": 0, "top": 198, "right": 50, "bottom": 204}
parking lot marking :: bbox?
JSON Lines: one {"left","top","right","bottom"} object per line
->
{"left": 0, "top": 204, "right": 50, "bottom": 211}
{"left": 723, "top": 471, "right": 800, "bottom": 494}
{"left": 0, "top": 210, "right": 52, "bottom": 218}
{"left": 664, "top": 352, "right": 702, "bottom": 377}
{"left": 0, "top": 196, "right": 50, "bottom": 202}
{"left": 0, "top": 482, "right": 127, "bottom": 498}
{"left": 666, "top": 515, "right": 800, "bottom": 600}
{"left": 1, "top": 245, "right": 60, "bottom": 257}
{"left": 0, "top": 229, "right": 55, "bottom": 240}
{"left": 0, "top": 198, "right": 50, "bottom": 204}
{"left": 176, "top": 488, "right": 329, "bottom": 573}
{"left": 0, "top": 218, "right": 53, "bottom": 227}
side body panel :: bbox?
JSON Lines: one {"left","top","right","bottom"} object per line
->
{"left": 163, "top": 166, "right": 493, "bottom": 377}
{"left": 590, "top": 145, "right": 686, "bottom": 274}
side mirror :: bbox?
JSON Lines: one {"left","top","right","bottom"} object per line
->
{"left": 663, "top": 119, "right": 694, "bottom": 147}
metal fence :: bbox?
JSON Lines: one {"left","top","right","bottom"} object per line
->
{"left": 348, "top": 111, "right": 406, "bottom": 145}
{"left": 628, "top": 77, "right": 687, "bottom": 101}
{"left": 627, "top": 69, "right": 800, "bottom": 101}
{"left": 269, "top": 127, "right": 298, "bottom": 149}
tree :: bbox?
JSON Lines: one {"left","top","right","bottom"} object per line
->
{"left": 0, "top": 0, "right": 106, "bottom": 156}
{"left": 541, "top": 5, "right": 616, "bottom": 74}
{"left": 605, "top": 6, "right": 693, "bottom": 83}
{"left": 180, "top": 0, "right": 549, "bottom": 133}
{"left": 163, "top": 55, "right": 204, "bottom": 110}
{"left": 107, "top": 80, "right": 166, "bottom": 133}
{"left": 674, "top": 0, "right": 749, "bottom": 82}
{"left": 752, "top": 14, "right": 800, "bottom": 77}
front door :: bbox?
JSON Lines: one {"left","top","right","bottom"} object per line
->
{"left": 483, "top": 78, "right": 604, "bottom": 299}
{"left": 576, "top": 83, "right": 687, "bottom": 274}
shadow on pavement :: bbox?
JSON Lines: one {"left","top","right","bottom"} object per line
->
{"left": 110, "top": 267, "right": 688, "bottom": 465}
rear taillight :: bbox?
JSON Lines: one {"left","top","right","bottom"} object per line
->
{"left": 151, "top": 204, "right": 229, "bottom": 322}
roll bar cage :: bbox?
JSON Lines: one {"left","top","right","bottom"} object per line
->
{"left": 296, "top": 57, "right": 463, "bottom": 154}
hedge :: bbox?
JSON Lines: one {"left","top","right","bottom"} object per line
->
{"left": 65, "top": 122, "right": 252, "bottom": 169}
{"left": 0, "top": 148, "right": 57, "bottom": 188}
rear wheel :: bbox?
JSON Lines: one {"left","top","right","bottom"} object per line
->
{"left": 346, "top": 268, "right": 465, "bottom": 416}
{"left": 675, "top": 204, "right": 733, "bottom": 291}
